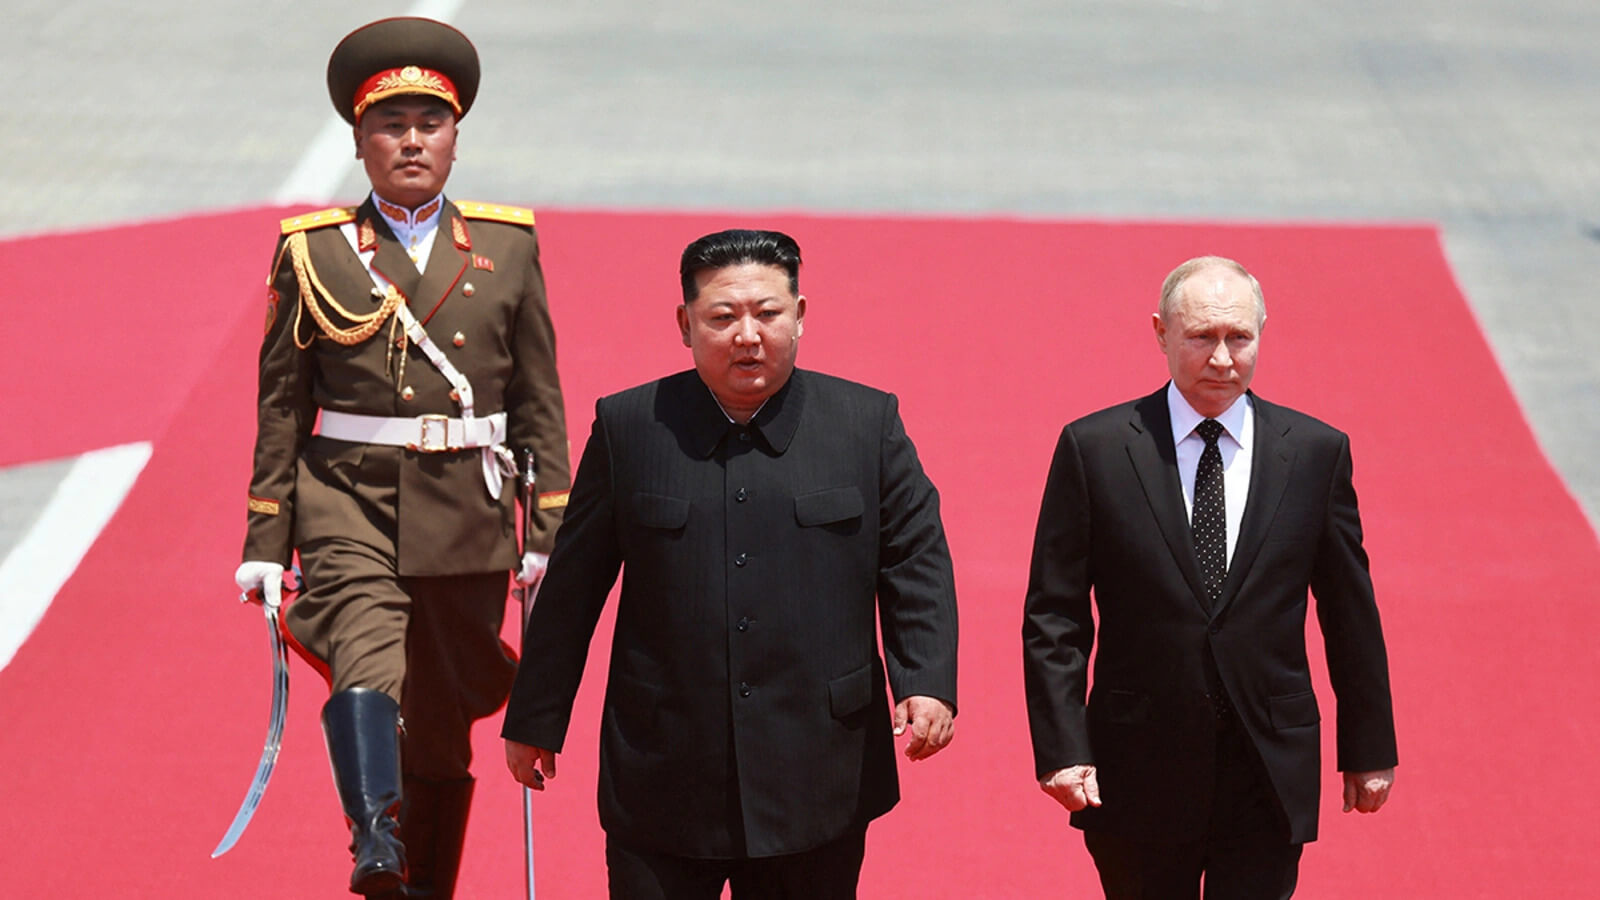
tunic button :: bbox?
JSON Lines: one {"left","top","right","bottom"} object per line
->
{"left": 737, "top": 617, "right": 750, "bottom": 632}
{"left": 735, "top": 488, "right": 748, "bottom": 502}
{"left": 735, "top": 553, "right": 748, "bottom": 568}
{"left": 738, "top": 431, "right": 750, "bottom": 442}
{"left": 462, "top": 282, "right": 475, "bottom": 297}
{"left": 739, "top": 682, "right": 752, "bottom": 698}
{"left": 452, "top": 331, "right": 465, "bottom": 347}
{"left": 401, "top": 386, "right": 415, "bottom": 401}
{"left": 449, "top": 389, "right": 460, "bottom": 402}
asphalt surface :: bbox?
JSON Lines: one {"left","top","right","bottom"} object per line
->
{"left": 3, "top": 0, "right": 1596, "bottom": 548}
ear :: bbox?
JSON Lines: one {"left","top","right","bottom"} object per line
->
{"left": 1152, "top": 312, "right": 1167, "bottom": 352}
{"left": 676, "top": 304, "right": 692, "bottom": 348}
{"left": 795, "top": 295, "right": 806, "bottom": 338}
{"left": 352, "top": 126, "right": 364, "bottom": 159}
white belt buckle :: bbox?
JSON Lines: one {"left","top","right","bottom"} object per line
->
{"left": 411, "top": 414, "right": 451, "bottom": 453}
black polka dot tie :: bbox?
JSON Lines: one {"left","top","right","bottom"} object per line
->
{"left": 1193, "top": 418, "right": 1227, "bottom": 609}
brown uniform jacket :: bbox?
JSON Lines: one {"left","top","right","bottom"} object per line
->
{"left": 243, "top": 196, "right": 569, "bottom": 576}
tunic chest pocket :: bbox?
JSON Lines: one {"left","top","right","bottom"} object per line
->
{"left": 794, "top": 486, "right": 863, "bottom": 528}
{"left": 633, "top": 492, "right": 689, "bottom": 531}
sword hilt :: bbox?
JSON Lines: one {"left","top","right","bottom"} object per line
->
{"left": 518, "top": 449, "right": 538, "bottom": 550}
{"left": 520, "top": 448, "right": 537, "bottom": 492}
{"left": 238, "top": 565, "right": 303, "bottom": 610}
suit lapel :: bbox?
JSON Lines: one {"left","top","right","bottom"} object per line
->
{"left": 1212, "top": 393, "right": 1295, "bottom": 616}
{"left": 411, "top": 205, "right": 470, "bottom": 324}
{"left": 365, "top": 202, "right": 423, "bottom": 305}
{"left": 1123, "top": 389, "right": 1210, "bottom": 609}
{"left": 310, "top": 217, "right": 381, "bottom": 303}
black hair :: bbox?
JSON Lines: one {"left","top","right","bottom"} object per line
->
{"left": 679, "top": 229, "right": 802, "bottom": 302}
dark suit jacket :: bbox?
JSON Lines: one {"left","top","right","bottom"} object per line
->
{"left": 1022, "top": 387, "right": 1396, "bottom": 844}
{"left": 242, "top": 196, "right": 570, "bottom": 574}
{"left": 502, "top": 368, "right": 958, "bottom": 858}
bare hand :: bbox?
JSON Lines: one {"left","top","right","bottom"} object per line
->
{"left": 893, "top": 695, "right": 954, "bottom": 761}
{"left": 1342, "top": 767, "right": 1394, "bottom": 813}
{"left": 505, "top": 740, "right": 556, "bottom": 791}
{"left": 1040, "top": 764, "right": 1101, "bottom": 812}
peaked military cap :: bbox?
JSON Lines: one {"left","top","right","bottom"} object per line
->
{"left": 327, "top": 17, "right": 480, "bottom": 125}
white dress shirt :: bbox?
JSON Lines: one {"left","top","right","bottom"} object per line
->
{"left": 340, "top": 191, "right": 444, "bottom": 274}
{"left": 1168, "top": 382, "right": 1254, "bottom": 567}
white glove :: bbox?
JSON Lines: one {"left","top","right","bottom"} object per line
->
{"left": 234, "top": 561, "right": 285, "bottom": 609}
{"left": 515, "top": 552, "right": 550, "bottom": 587}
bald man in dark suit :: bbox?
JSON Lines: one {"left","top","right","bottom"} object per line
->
{"left": 1023, "top": 256, "right": 1397, "bottom": 899}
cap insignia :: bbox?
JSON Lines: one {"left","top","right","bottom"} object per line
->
{"left": 354, "top": 66, "right": 460, "bottom": 121}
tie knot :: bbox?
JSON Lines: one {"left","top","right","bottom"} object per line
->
{"left": 1197, "top": 419, "right": 1224, "bottom": 445}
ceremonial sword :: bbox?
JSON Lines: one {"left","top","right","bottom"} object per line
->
{"left": 211, "top": 567, "right": 301, "bottom": 858}
{"left": 514, "top": 448, "right": 539, "bottom": 900}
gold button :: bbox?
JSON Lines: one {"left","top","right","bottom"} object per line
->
{"left": 462, "top": 282, "right": 475, "bottom": 297}
{"left": 453, "top": 332, "right": 465, "bottom": 347}
{"left": 401, "top": 386, "right": 415, "bottom": 401}
{"left": 371, "top": 287, "right": 385, "bottom": 300}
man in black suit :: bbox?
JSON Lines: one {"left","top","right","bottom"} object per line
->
{"left": 502, "top": 229, "right": 959, "bottom": 898}
{"left": 1022, "top": 256, "right": 1397, "bottom": 898}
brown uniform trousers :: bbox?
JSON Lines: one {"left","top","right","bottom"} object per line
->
{"left": 243, "top": 196, "right": 569, "bottom": 776}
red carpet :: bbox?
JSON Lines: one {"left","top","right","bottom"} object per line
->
{"left": 1, "top": 207, "right": 1595, "bottom": 897}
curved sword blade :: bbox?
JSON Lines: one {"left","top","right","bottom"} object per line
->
{"left": 211, "top": 601, "right": 290, "bottom": 858}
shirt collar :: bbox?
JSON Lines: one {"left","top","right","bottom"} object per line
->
{"left": 371, "top": 191, "right": 444, "bottom": 236}
{"left": 1166, "top": 381, "right": 1251, "bottom": 446}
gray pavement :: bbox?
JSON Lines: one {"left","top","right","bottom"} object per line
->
{"left": 3, "top": 0, "right": 1596, "bottom": 534}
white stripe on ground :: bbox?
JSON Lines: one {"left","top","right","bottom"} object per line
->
{"left": 272, "top": 0, "right": 468, "bottom": 205}
{"left": 0, "top": 442, "right": 153, "bottom": 672}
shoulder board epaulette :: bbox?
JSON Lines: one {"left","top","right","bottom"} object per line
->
{"left": 455, "top": 201, "right": 536, "bottom": 226}
{"left": 280, "top": 206, "right": 358, "bottom": 235}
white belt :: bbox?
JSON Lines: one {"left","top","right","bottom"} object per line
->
{"left": 320, "top": 410, "right": 506, "bottom": 452}
{"left": 332, "top": 255, "right": 516, "bottom": 499}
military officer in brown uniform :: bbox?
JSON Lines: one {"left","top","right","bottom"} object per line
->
{"left": 232, "top": 17, "right": 570, "bottom": 898}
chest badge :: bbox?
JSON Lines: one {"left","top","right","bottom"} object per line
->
{"left": 264, "top": 288, "right": 280, "bottom": 335}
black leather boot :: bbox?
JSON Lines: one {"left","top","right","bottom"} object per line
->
{"left": 322, "top": 688, "right": 407, "bottom": 896}
{"left": 400, "top": 775, "right": 474, "bottom": 898}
